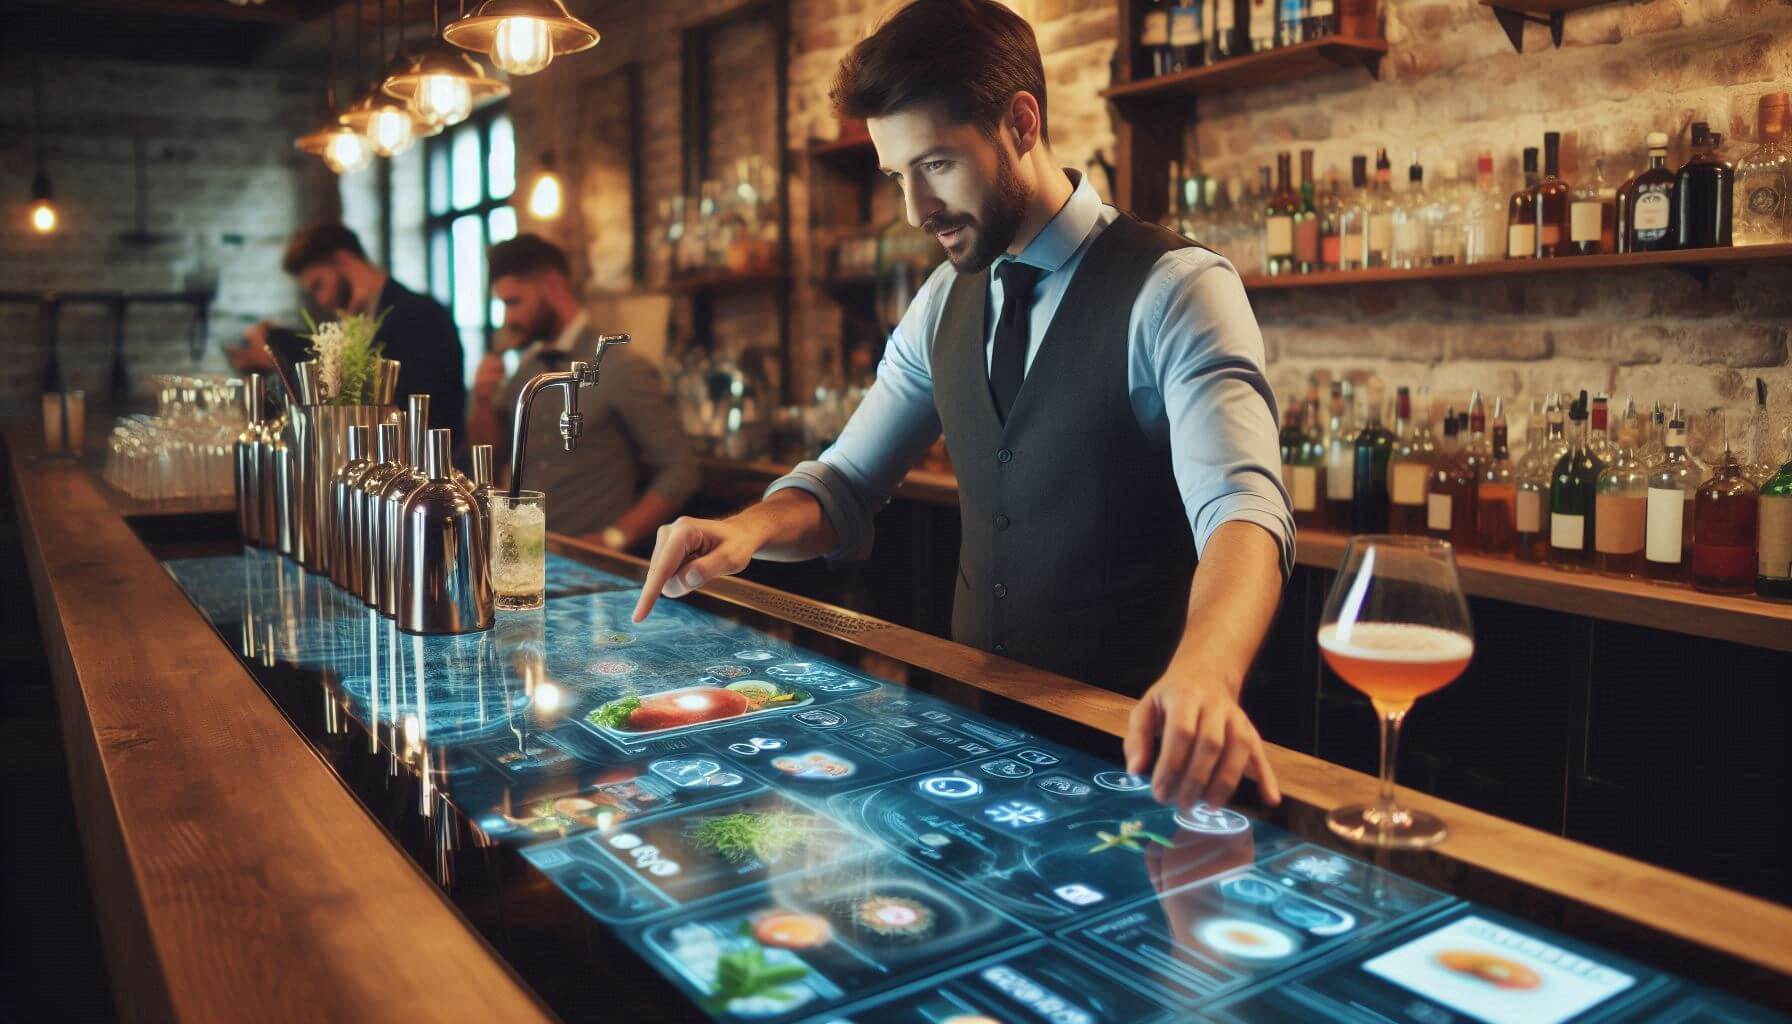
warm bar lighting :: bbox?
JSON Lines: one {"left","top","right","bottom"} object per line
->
{"left": 443, "top": 0, "right": 599, "bottom": 77}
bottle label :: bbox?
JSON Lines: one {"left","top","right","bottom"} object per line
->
{"left": 1634, "top": 190, "right": 1670, "bottom": 234}
{"left": 1141, "top": 11, "right": 1169, "bottom": 46}
{"left": 1516, "top": 490, "right": 1541, "bottom": 533}
{"left": 1427, "top": 493, "right": 1452, "bottom": 531}
{"left": 1289, "top": 465, "right": 1318, "bottom": 511}
{"left": 1507, "top": 223, "right": 1536, "bottom": 258}
{"left": 1390, "top": 463, "right": 1428, "bottom": 505}
{"left": 1594, "top": 494, "right": 1646, "bottom": 554}
{"left": 1759, "top": 496, "right": 1792, "bottom": 580}
{"left": 1312, "top": 0, "right": 1334, "bottom": 14}
{"left": 1325, "top": 452, "right": 1355, "bottom": 499}
{"left": 1570, "top": 201, "right": 1604, "bottom": 243}
{"left": 1550, "top": 512, "right": 1585, "bottom": 551}
{"left": 1295, "top": 218, "right": 1320, "bottom": 262}
{"left": 1321, "top": 234, "right": 1341, "bottom": 266}
{"left": 1539, "top": 223, "right": 1562, "bottom": 246}
{"left": 1216, "top": 0, "right": 1235, "bottom": 32}
{"left": 1394, "top": 220, "right": 1423, "bottom": 253}
{"left": 1170, "top": 7, "right": 1204, "bottom": 45}
{"left": 1747, "top": 184, "right": 1783, "bottom": 216}
{"left": 1368, "top": 214, "right": 1393, "bottom": 254}
{"left": 1645, "top": 487, "right": 1684, "bottom": 563}
{"left": 1266, "top": 215, "right": 1294, "bottom": 256}
{"left": 1341, "top": 229, "right": 1364, "bottom": 259}
{"left": 1249, "top": 0, "right": 1273, "bottom": 39}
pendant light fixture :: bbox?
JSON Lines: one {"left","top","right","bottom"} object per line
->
{"left": 28, "top": 54, "right": 58, "bottom": 235}
{"left": 383, "top": 0, "right": 508, "bottom": 129}
{"left": 340, "top": 0, "right": 418, "bottom": 157}
{"left": 297, "top": 1, "right": 372, "bottom": 174}
{"left": 526, "top": 151, "right": 564, "bottom": 220}
{"left": 442, "top": 0, "right": 598, "bottom": 77}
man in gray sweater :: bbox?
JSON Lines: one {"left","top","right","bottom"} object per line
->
{"left": 468, "top": 235, "right": 699, "bottom": 551}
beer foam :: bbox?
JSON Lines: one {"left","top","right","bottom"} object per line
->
{"left": 1318, "top": 622, "right": 1474, "bottom": 663}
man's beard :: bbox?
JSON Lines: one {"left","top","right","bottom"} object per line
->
{"left": 925, "top": 144, "right": 1031, "bottom": 273}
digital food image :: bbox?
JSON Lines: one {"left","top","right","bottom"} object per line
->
{"left": 1195, "top": 918, "right": 1299, "bottom": 962}
{"left": 1436, "top": 949, "right": 1544, "bottom": 990}
{"left": 751, "top": 910, "right": 835, "bottom": 950}
{"left": 687, "top": 810, "right": 825, "bottom": 865}
{"left": 851, "top": 895, "right": 936, "bottom": 941}
{"left": 586, "top": 683, "right": 806, "bottom": 734}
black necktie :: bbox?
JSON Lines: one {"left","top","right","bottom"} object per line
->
{"left": 988, "top": 260, "right": 1043, "bottom": 422}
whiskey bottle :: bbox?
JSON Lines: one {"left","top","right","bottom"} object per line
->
{"left": 1593, "top": 409, "right": 1649, "bottom": 578}
{"left": 1170, "top": 0, "right": 1207, "bottom": 70}
{"left": 1392, "top": 151, "right": 1429, "bottom": 269}
{"left": 1534, "top": 131, "right": 1572, "bottom": 257}
{"left": 1351, "top": 382, "right": 1395, "bottom": 534}
{"left": 1248, "top": 0, "right": 1275, "bottom": 51}
{"left": 1209, "top": 0, "right": 1240, "bottom": 60}
{"left": 1691, "top": 417, "right": 1758, "bottom": 594}
{"left": 1142, "top": 0, "right": 1174, "bottom": 76}
{"left": 1295, "top": 149, "right": 1321, "bottom": 274}
{"left": 1443, "top": 392, "right": 1489, "bottom": 549}
{"left": 1277, "top": 0, "right": 1307, "bottom": 46}
{"left": 1308, "top": 0, "right": 1336, "bottom": 38}
{"left": 1759, "top": 426, "right": 1792, "bottom": 600}
{"left": 1319, "top": 167, "right": 1345, "bottom": 271}
{"left": 1507, "top": 147, "right": 1540, "bottom": 259}
{"left": 1266, "top": 152, "right": 1298, "bottom": 275}
{"left": 1387, "top": 387, "right": 1433, "bottom": 534}
{"left": 1569, "top": 156, "right": 1616, "bottom": 256}
{"left": 1735, "top": 91, "right": 1791, "bottom": 246}
{"left": 1549, "top": 391, "right": 1603, "bottom": 571}
{"left": 1643, "top": 409, "right": 1702, "bottom": 585}
{"left": 1340, "top": 155, "right": 1369, "bottom": 271}
{"left": 1478, "top": 400, "right": 1517, "bottom": 556}
{"left": 1516, "top": 394, "right": 1566, "bottom": 562}
{"left": 1367, "top": 148, "right": 1395, "bottom": 268}
{"left": 1676, "top": 121, "right": 1733, "bottom": 249}
{"left": 1291, "top": 395, "right": 1329, "bottom": 530}
{"left": 1323, "top": 380, "right": 1357, "bottom": 526}
{"left": 1627, "top": 131, "right": 1677, "bottom": 252}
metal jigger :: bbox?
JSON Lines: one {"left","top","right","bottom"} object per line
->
{"left": 398, "top": 428, "right": 493, "bottom": 635}
{"left": 378, "top": 397, "right": 431, "bottom": 618}
{"left": 329, "top": 426, "right": 374, "bottom": 593}
{"left": 357, "top": 422, "right": 408, "bottom": 606}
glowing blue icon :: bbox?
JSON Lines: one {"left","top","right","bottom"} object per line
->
{"left": 1175, "top": 801, "right": 1250, "bottom": 835}
{"left": 984, "top": 800, "right": 1048, "bottom": 827}
{"left": 980, "top": 758, "right": 1033, "bottom": 779}
{"left": 1092, "top": 771, "right": 1151, "bottom": 792}
{"left": 1053, "top": 883, "right": 1105, "bottom": 906}
{"left": 920, "top": 775, "right": 982, "bottom": 800}
{"left": 727, "top": 737, "right": 786, "bottom": 756}
{"left": 1015, "top": 748, "right": 1060, "bottom": 766}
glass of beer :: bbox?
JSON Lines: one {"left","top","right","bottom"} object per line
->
{"left": 489, "top": 490, "right": 547, "bottom": 611}
{"left": 1318, "top": 534, "right": 1474, "bottom": 849}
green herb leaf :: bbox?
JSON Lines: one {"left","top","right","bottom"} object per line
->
{"left": 587, "top": 695, "right": 640, "bottom": 731}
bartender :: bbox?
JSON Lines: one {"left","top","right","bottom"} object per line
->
{"left": 467, "top": 235, "right": 700, "bottom": 551}
{"left": 634, "top": 0, "right": 1293, "bottom": 811}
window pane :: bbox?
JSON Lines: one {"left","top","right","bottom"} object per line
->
{"left": 462, "top": 329, "right": 485, "bottom": 388}
{"left": 429, "top": 228, "right": 453, "bottom": 307}
{"left": 487, "top": 113, "right": 515, "bottom": 200}
{"left": 490, "top": 296, "right": 504, "bottom": 330}
{"left": 488, "top": 204, "right": 517, "bottom": 244}
{"left": 451, "top": 214, "right": 486, "bottom": 328}
{"left": 390, "top": 145, "right": 429, "bottom": 293}
{"left": 451, "top": 126, "right": 481, "bottom": 210}
{"left": 427, "top": 142, "right": 450, "bottom": 216}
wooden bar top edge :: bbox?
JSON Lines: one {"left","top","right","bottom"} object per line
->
{"left": 6, "top": 435, "right": 555, "bottom": 1024}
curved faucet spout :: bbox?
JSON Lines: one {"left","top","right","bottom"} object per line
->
{"left": 506, "top": 332, "right": 631, "bottom": 498}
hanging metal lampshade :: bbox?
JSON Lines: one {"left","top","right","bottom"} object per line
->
{"left": 382, "top": 38, "right": 508, "bottom": 127}
{"left": 339, "top": 87, "right": 419, "bottom": 157}
{"left": 442, "top": 0, "right": 598, "bottom": 76}
{"left": 296, "top": 122, "right": 374, "bottom": 174}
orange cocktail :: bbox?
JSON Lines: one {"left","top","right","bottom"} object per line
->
{"left": 1318, "top": 622, "right": 1473, "bottom": 709}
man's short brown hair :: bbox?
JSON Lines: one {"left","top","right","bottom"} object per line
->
{"left": 281, "top": 223, "right": 366, "bottom": 275}
{"left": 830, "top": 0, "right": 1048, "bottom": 145}
{"left": 489, "top": 234, "right": 571, "bottom": 282}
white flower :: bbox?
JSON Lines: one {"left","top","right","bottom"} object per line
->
{"left": 307, "top": 321, "right": 347, "bottom": 400}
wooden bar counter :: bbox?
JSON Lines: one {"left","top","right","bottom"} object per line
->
{"left": 10, "top": 432, "right": 1792, "bottom": 1022}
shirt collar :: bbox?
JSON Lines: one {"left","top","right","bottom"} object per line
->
{"left": 996, "top": 168, "right": 1101, "bottom": 277}
{"left": 548, "top": 312, "right": 588, "bottom": 354}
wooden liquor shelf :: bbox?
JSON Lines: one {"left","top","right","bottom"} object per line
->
{"left": 1100, "top": 36, "right": 1388, "bottom": 107}
{"left": 1239, "top": 242, "right": 1792, "bottom": 291}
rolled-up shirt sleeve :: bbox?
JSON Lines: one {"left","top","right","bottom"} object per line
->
{"left": 766, "top": 265, "right": 951, "bottom": 561}
{"left": 1136, "top": 249, "right": 1296, "bottom": 578}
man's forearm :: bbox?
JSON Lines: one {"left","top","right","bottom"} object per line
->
{"left": 1160, "top": 520, "right": 1285, "bottom": 697}
{"left": 732, "top": 489, "right": 839, "bottom": 563}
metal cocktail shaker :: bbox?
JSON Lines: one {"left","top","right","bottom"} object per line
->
{"left": 234, "top": 373, "right": 266, "bottom": 545}
{"left": 265, "top": 420, "right": 293, "bottom": 555}
{"left": 398, "top": 429, "right": 493, "bottom": 635}
{"left": 357, "top": 422, "right": 408, "bottom": 606}
{"left": 329, "top": 426, "right": 374, "bottom": 593}
{"left": 377, "top": 396, "right": 432, "bottom": 618}
{"left": 470, "top": 443, "right": 495, "bottom": 539}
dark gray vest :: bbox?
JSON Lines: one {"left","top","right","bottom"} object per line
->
{"left": 932, "top": 214, "right": 1199, "bottom": 697}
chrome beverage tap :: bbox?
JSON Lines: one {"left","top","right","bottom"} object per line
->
{"left": 234, "top": 373, "right": 266, "bottom": 545}
{"left": 357, "top": 422, "right": 407, "bottom": 606}
{"left": 399, "top": 428, "right": 493, "bottom": 635}
{"left": 470, "top": 443, "right": 495, "bottom": 539}
{"left": 377, "top": 398, "right": 431, "bottom": 618}
{"left": 506, "top": 333, "right": 630, "bottom": 497}
{"left": 329, "top": 426, "right": 374, "bottom": 593}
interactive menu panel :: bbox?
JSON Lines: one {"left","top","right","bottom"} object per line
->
{"left": 163, "top": 551, "right": 1788, "bottom": 1024}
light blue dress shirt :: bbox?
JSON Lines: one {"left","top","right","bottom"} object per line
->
{"left": 768, "top": 170, "right": 1295, "bottom": 577}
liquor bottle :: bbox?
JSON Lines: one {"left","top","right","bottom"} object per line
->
{"left": 1291, "top": 395, "right": 1328, "bottom": 530}
{"left": 1209, "top": 0, "right": 1240, "bottom": 60}
{"left": 1419, "top": 406, "right": 1459, "bottom": 540}
{"left": 1340, "top": 155, "right": 1369, "bottom": 271}
{"left": 1319, "top": 168, "right": 1345, "bottom": 271}
{"left": 1367, "top": 148, "right": 1394, "bottom": 268}
{"left": 1279, "top": 396, "right": 1305, "bottom": 487}
{"left": 1351, "top": 382, "right": 1395, "bottom": 534}
{"left": 1143, "top": 0, "right": 1175, "bottom": 76}
{"left": 1426, "top": 160, "right": 1464, "bottom": 265}
{"left": 1295, "top": 150, "right": 1321, "bottom": 273}
{"left": 1691, "top": 417, "right": 1758, "bottom": 594}
{"left": 1248, "top": 0, "right": 1275, "bottom": 51}
{"left": 1162, "top": 158, "right": 1185, "bottom": 233}
{"left": 1593, "top": 410, "right": 1649, "bottom": 578}
{"left": 1277, "top": 0, "right": 1306, "bottom": 46}
{"left": 1387, "top": 387, "right": 1433, "bottom": 534}
{"left": 1569, "top": 156, "right": 1616, "bottom": 256}
{"left": 1534, "top": 131, "right": 1572, "bottom": 257}
{"left": 1323, "top": 380, "right": 1357, "bottom": 526}
{"left": 1507, "top": 147, "right": 1540, "bottom": 259}
{"left": 1308, "top": 0, "right": 1336, "bottom": 38}
{"left": 1392, "top": 152, "right": 1429, "bottom": 270}
{"left": 1746, "top": 377, "right": 1774, "bottom": 485}
{"left": 1627, "top": 131, "right": 1678, "bottom": 252}
{"left": 1265, "top": 152, "right": 1297, "bottom": 275}
{"left": 1549, "top": 391, "right": 1603, "bottom": 571}
{"left": 1443, "top": 392, "right": 1489, "bottom": 549}
{"left": 1465, "top": 151, "right": 1506, "bottom": 264}
{"left": 1516, "top": 393, "right": 1566, "bottom": 562}
{"left": 1735, "top": 91, "right": 1792, "bottom": 246}
{"left": 1478, "top": 399, "right": 1517, "bottom": 556}
{"left": 1676, "top": 121, "right": 1734, "bottom": 249}
{"left": 1588, "top": 392, "right": 1618, "bottom": 467}
{"left": 1759, "top": 426, "right": 1792, "bottom": 600}
{"left": 1170, "top": 0, "right": 1206, "bottom": 71}
{"left": 1644, "top": 409, "right": 1703, "bottom": 584}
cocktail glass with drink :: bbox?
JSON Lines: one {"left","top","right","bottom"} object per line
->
{"left": 489, "top": 490, "right": 547, "bottom": 611}
{"left": 1318, "top": 534, "right": 1474, "bottom": 849}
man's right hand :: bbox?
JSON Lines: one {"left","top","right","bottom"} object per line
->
{"left": 632, "top": 515, "right": 765, "bottom": 622}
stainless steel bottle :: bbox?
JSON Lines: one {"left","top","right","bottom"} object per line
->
{"left": 329, "top": 426, "right": 374, "bottom": 593}
{"left": 234, "top": 373, "right": 265, "bottom": 545}
{"left": 357, "top": 422, "right": 407, "bottom": 606}
{"left": 378, "top": 397, "right": 432, "bottom": 618}
{"left": 399, "top": 429, "right": 493, "bottom": 635}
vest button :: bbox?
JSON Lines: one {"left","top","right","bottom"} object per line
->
{"left": 996, "top": 447, "right": 1013, "bottom": 463}
{"left": 993, "top": 513, "right": 1010, "bottom": 531}
{"left": 993, "top": 583, "right": 1008, "bottom": 599}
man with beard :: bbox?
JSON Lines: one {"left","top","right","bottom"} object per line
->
{"left": 467, "top": 235, "right": 698, "bottom": 549}
{"left": 633, "top": 0, "right": 1292, "bottom": 811}
{"left": 230, "top": 223, "right": 466, "bottom": 439}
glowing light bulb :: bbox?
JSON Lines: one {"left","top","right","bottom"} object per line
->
{"left": 527, "top": 169, "right": 563, "bottom": 220}
{"left": 532, "top": 681, "right": 563, "bottom": 712}
{"left": 411, "top": 73, "right": 472, "bottom": 127}
{"left": 29, "top": 201, "right": 57, "bottom": 234}
{"left": 323, "top": 129, "right": 371, "bottom": 174}
{"left": 491, "top": 17, "right": 553, "bottom": 75}
{"left": 366, "top": 106, "right": 415, "bottom": 158}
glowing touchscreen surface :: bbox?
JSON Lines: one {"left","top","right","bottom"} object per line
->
{"left": 162, "top": 551, "right": 1785, "bottom": 1024}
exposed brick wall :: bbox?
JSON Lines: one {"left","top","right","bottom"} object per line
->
{"left": 0, "top": 54, "right": 336, "bottom": 419}
{"left": 514, "top": 0, "right": 1791, "bottom": 450}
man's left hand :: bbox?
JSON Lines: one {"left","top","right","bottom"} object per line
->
{"left": 1125, "top": 676, "right": 1281, "bottom": 811}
